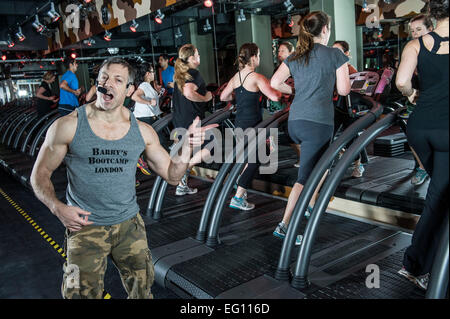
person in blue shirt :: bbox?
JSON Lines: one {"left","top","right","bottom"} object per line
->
{"left": 158, "top": 54, "right": 175, "bottom": 94}
{"left": 59, "top": 57, "right": 81, "bottom": 116}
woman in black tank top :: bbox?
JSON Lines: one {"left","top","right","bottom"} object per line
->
{"left": 220, "top": 43, "right": 281, "bottom": 211}
{"left": 396, "top": 0, "right": 449, "bottom": 289}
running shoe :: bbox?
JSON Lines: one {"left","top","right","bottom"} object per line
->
{"left": 229, "top": 196, "right": 255, "bottom": 211}
{"left": 398, "top": 267, "right": 429, "bottom": 290}
{"left": 411, "top": 167, "right": 428, "bottom": 186}
{"left": 135, "top": 180, "right": 141, "bottom": 187}
{"left": 273, "top": 222, "right": 303, "bottom": 245}
{"left": 175, "top": 185, "right": 198, "bottom": 196}
{"left": 351, "top": 163, "right": 365, "bottom": 178}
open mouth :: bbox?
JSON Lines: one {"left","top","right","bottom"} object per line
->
{"left": 102, "top": 92, "right": 114, "bottom": 101}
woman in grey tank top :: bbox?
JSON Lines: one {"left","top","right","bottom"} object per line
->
{"left": 271, "top": 11, "right": 350, "bottom": 245}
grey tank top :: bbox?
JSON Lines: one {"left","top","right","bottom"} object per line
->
{"left": 64, "top": 105, "right": 146, "bottom": 226}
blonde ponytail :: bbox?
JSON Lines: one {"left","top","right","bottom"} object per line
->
{"left": 174, "top": 44, "right": 197, "bottom": 92}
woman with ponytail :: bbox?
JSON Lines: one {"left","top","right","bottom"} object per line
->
{"left": 271, "top": 11, "right": 351, "bottom": 245}
{"left": 172, "top": 44, "right": 213, "bottom": 196}
{"left": 220, "top": 43, "right": 281, "bottom": 211}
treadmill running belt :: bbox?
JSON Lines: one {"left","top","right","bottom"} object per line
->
{"left": 168, "top": 213, "right": 376, "bottom": 298}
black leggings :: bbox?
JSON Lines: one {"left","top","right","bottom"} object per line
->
{"left": 403, "top": 114, "right": 449, "bottom": 276}
{"left": 289, "top": 119, "right": 334, "bottom": 185}
{"left": 236, "top": 119, "right": 262, "bottom": 190}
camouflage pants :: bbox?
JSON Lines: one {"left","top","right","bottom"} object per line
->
{"left": 62, "top": 213, "right": 154, "bottom": 299}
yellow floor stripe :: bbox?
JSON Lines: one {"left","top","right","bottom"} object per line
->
{"left": 0, "top": 187, "right": 112, "bottom": 299}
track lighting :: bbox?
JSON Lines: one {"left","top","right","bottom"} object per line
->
{"left": 237, "top": 9, "right": 246, "bottom": 23}
{"left": 15, "top": 26, "right": 25, "bottom": 42}
{"left": 175, "top": 27, "right": 182, "bottom": 39}
{"left": 155, "top": 9, "right": 164, "bottom": 24}
{"left": 203, "top": 0, "right": 213, "bottom": 8}
{"left": 103, "top": 30, "right": 112, "bottom": 41}
{"left": 130, "top": 19, "right": 139, "bottom": 32}
{"left": 83, "top": 38, "right": 95, "bottom": 46}
{"left": 362, "top": 0, "right": 371, "bottom": 12}
{"left": 32, "top": 15, "right": 45, "bottom": 33}
{"left": 283, "top": 0, "right": 294, "bottom": 12}
{"left": 203, "top": 19, "right": 212, "bottom": 32}
{"left": 47, "top": 2, "right": 60, "bottom": 22}
{"left": 7, "top": 34, "right": 15, "bottom": 48}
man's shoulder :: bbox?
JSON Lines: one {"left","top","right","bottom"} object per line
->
{"left": 48, "top": 110, "right": 78, "bottom": 144}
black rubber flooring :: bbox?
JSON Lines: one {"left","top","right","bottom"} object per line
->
{"left": 0, "top": 169, "right": 179, "bottom": 299}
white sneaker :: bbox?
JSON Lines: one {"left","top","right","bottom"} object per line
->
{"left": 175, "top": 185, "right": 198, "bottom": 196}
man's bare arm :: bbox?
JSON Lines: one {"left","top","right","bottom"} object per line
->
{"left": 138, "top": 118, "right": 218, "bottom": 186}
{"left": 30, "top": 115, "right": 93, "bottom": 231}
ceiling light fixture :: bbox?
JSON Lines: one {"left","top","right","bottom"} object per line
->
{"left": 237, "top": 9, "right": 246, "bottom": 23}
{"left": 154, "top": 9, "right": 164, "bottom": 24}
{"left": 283, "top": 0, "right": 294, "bottom": 12}
{"left": 47, "top": 2, "right": 61, "bottom": 22}
{"left": 103, "top": 30, "right": 112, "bottom": 41}
{"left": 15, "top": 26, "right": 26, "bottom": 42}
{"left": 130, "top": 19, "right": 139, "bottom": 32}
{"left": 32, "top": 15, "right": 45, "bottom": 33}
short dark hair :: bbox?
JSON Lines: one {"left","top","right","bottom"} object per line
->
{"left": 334, "top": 40, "right": 350, "bottom": 53}
{"left": 64, "top": 57, "right": 77, "bottom": 69}
{"left": 429, "top": 0, "right": 449, "bottom": 20}
{"left": 98, "top": 57, "right": 136, "bottom": 86}
{"left": 159, "top": 54, "right": 169, "bottom": 61}
{"left": 410, "top": 14, "right": 433, "bottom": 30}
{"left": 136, "top": 62, "right": 155, "bottom": 85}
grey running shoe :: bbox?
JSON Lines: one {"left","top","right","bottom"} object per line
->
{"left": 229, "top": 196, "right": 255, "bottom": 211}
{"left": 411, "top": 167, "right": 428, "bottom": 186}
{"left": 175, "top": 185, "right": 198, "bottom": 196}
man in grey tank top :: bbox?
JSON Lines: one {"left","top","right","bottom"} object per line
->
{"left": 30, "top": 57, "right": 217, "bottom": 299}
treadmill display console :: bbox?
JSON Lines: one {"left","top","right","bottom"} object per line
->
{"left": 350, "top": 72, "right": 380, "bottom": 97}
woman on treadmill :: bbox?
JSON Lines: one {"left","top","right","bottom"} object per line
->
{"left": 172, "top": 44, "right": 213, "bottom": 196}
{"left": 220, "top": 43, "right": 281, "bottom": 211}
{"left": 404, "top": 14, "right": 434, "bottom": 186}
{"left": 271, "top": 11, "right": 350, "bottom": 245}
{"left": 396, "top": 0, "right": 449, "bottom": 290}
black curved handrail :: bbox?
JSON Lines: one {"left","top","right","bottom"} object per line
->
{"left": 29, "top": 113, "right": 61, "bottom": 157}
{"left": 144, "top": 113, "right": 175, "bottom": 217}
{"left": 205, "top": 109, "right": 290, "bottom": 247}
{"left": 7, "top": 110, "right": 37, "bottom": 147}
{"left": 21, "top": 110, "right": 59, "bottom": 154}
{"left": 290, "top": 107, "right": 404, "bottom": 290}
{"left": 10, "top": 113, "right": 38, "bottom": 148}
{"left": 196, "top": 107, "right": 290, "bottom": 242}
{"left": 0, "top": 106, "right": 29, "bottom": 136}
{"left": 2, "top": 107, "right": 34, "bottom": 145}
{"left": 426, "top": 213, "right": 449, "bottom": 299}
{"left": 275, "top": 97, "right": 383, "bottom": 281}
{"left": 151, "top": 105, "right": 234, "bottom": 220}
